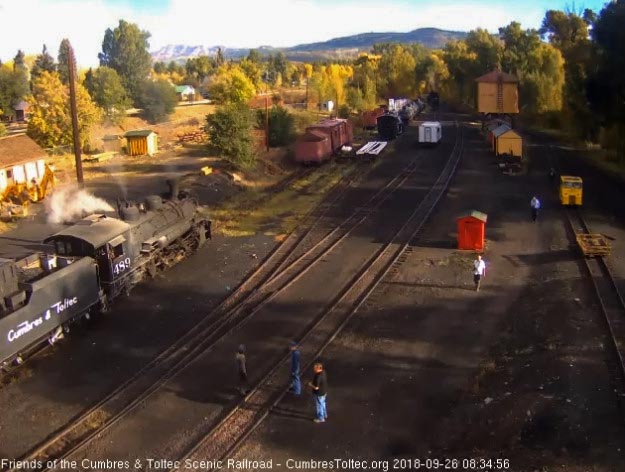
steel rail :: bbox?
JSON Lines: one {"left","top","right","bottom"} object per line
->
{"left": 10, "top": 133, "right": 435, "bottom": 472}
{"left": 170, "top": 123, "right": 464, "bottom": 471}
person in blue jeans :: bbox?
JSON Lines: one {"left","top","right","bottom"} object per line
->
{"left": 309, "top": 361, "right": 327, "bottom": 423}
{"left": 289, "top": 341, "right": 301, "bottom": 395}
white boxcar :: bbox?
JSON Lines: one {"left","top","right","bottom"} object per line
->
{"left": 418, "top": 121, "right": 442, "bottom": 144}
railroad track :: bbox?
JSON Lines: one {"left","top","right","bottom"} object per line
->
{"left": 7, "top": 129, "right": 441, "bottom": 472}
{"left": 170, "top": 123, "right": 464, "bottom": 471}
{"left": 548, "top": 146, "right": 625, "bottom": 393}
{"left": 564, "top": 208, "right": 625, "bottom": 383}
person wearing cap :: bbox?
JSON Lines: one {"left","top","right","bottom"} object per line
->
{"left": 235, "top": 344, "right": 248, "bottom": 394}
{"left": 288, "top": 341, "right": 301, "bottom": 395}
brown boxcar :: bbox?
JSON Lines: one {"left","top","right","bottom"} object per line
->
{"left": 295, "top": 118, "right": 353, "bottom": 164}
{"left": 294, "top": 130, "right": 332, "bottom": 164}
{"left": 362, "top": 108, "right": 385, "bottom": 129}
{"left": 307, "top": 119, "right": 352, "bottom": 152}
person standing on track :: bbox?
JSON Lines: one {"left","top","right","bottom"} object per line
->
{"left": 531, "top": 195, "right": 541, "bottom": 222}
{"left": 288, "top": 341, "right": 301, "bottom": 395}
{"left": 235, "top": 344, "right": 248, "bottom": 395}
{"left": 473, "top": 254, "right": 486, "bottom": 292}
{"left": 308, "top": 361, "right": 327, "bottom": 423}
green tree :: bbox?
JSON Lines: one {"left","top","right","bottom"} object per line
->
{"left": 498, "top": 21, "right": 564, "bottom": 114}
{"left": 541, "top": 9, "right": 596, "bottom": 138}
{"left": 98, "top": 20, "right": 152, "bottom": 104}
{"left": 247, "top": 49, "right": 262, "bottom": 63}
{"left": 0, "top": 64, "right": 29, "bottom": 119}
{"left": 239, "top": 58, "right": 263, "bottom": 88}
{"left": 27, "top": 71, "right": 102, "bottom": 148}
{"left": 138, "top": 79, "right": 178, "bottom": 123}
{"left": 267, "top": 52, "right": 288, "bottom": 84}
{"left": 57, "top": 39, "right": 76, "bottom": 85}
{"left": 84, "top": 66, "right": 131, "bottom": 123}
{"left": 13, "top": 50, "right": 27, "bottom": 72}
{"left": 31, "top": 45, "right": 56, "bottom": 81}
{"left": 256, "top": 105, "right": 295, "bottom": 147}
{"left": 205, "top": 103, "right": 255, "bottom": 167}
{"left": 167, "top": 60, "right": 185, "bottom": 76}
{"left": 153, "top": 61, "right": 167, "bottom": 74}
{"left": 215, "top": 47, "right": 226, "bottom": 67}
{"left": 185, "top": 56, "right": 215, "bottom": 86}
{"left": 464, "top": 29, "right": 503, "bottom": 73}
{"left": 499, "top": 22, "right": 543, "bottom": 77}
{"left": 414, "top": 51, "right": 450, "bottom": 97}
{"left": 443, "top": 40, "right": 480, "bottom": 105}
{"left": 376, "top": 44, "right": 417, "bottom": 97}
{"left": 588, "top": 0, "right": 625, "bottom": 159}
{"left": 12, "top": 49, "right": 29, "bottom": 99}
{"left": 209, "top": 66, "right": 256, "bottom": 104}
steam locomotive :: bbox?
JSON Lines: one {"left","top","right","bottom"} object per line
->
{"left": 0, "top": 186, "right": 211, "bottom": 368}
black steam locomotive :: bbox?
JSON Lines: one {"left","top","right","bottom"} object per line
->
{"left": 0, "top": 189, "right": 211, "bottom": 368}
{"left": 377, "top": 112, "right": 404, "bottom": 141}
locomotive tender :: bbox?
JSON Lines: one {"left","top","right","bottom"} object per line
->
{"left": 1, "top": 190, "right": 211, "bottom": 368}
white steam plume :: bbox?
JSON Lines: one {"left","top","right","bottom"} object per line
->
{"left": 45, "top": 186, "right": 114, "bottom": 224}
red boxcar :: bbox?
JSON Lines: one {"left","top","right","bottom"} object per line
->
{"left": 295, "top": 130, "right": 332, "bottom": 164}
{"left": 295, "top": 118, "right": 353, "bottom": 164}
{"left": 362, "top": 108, "right": 385, "bottom": 129}
{"left": 307, "top": 119, "right": 352, "bottom": 152}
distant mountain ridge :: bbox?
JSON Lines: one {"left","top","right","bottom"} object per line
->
{"left": 151, "top": 27, "right": 467, "bottom": 63}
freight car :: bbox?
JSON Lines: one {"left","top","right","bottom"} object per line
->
{"left": 295, "top": 118, "right": 353, "bottom": 164}
{"left": 1, "top": 189, "right": 211, "bottom": 368}
{"left": 362, "top": 107, "right": 386, "bottom": 130}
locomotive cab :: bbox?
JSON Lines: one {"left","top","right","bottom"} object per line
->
{"left": 44, "top": 214, "right": 133, "bottom": 299}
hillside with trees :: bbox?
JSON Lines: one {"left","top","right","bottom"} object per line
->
{"left": 0, "top": 2, "right": 624, "bottom": 164}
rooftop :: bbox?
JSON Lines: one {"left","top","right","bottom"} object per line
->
{"left": 475, "top": 70, "right": 519, "bottom": 83}
{"left": 124, "top": 130, "right": 157, "bottom": 138}
{"left": 0, "top": 134, "right": 47, "bottom": 168}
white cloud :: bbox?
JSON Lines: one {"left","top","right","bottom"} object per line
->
{"left": 0, "top": 0, "right": 546, "bottom": 67}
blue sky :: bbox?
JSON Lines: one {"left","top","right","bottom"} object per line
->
{"left": 0, "top": 0, "right": 610, "bottom": 67}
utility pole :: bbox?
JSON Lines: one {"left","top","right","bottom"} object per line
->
{"left": 265, "top": 94, "right": 269, "bottom": 151}
{"left": 66, "top": 40, "right": 83, "bottom": 186}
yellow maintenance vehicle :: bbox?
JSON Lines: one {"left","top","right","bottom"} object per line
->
{"left": 0, "top": 134, "right": 56, "bottom": 218}
{"left": 559, "top": 175, "right": 583, "bottom": 206}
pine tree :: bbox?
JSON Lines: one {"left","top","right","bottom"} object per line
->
{"left": 31, "top": 45, "right": 56, "bottom": 81}
{"left": 57, "top": 38, "right": 76, "bottom": 85}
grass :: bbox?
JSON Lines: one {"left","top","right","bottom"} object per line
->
{"left": 212, "top": 160, "right": 357, "bottom": 238}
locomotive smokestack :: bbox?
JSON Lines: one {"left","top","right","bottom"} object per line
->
{"left": 167, "top": 178, "right": 180, "bottom": 201}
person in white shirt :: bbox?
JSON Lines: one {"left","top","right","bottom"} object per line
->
{"left": 530, "top": 196, "right": 541, "bottom": 222}
{"left": 473, "top": 254, "right": 486, "bottom": 292}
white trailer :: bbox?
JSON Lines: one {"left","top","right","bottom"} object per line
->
{"left": 418, "top": 121, "right": 442, "bottom": 144}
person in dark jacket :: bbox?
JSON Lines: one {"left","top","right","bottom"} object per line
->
{"left": 308, "top": 361, "right": 327, "bottom": 423}
{"left": 235, "top": 344, "right": 248, "bottom": 394}
{"left": 289, "top": 341, "right": 301, "bottom": 395}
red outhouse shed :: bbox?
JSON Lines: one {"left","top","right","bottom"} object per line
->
{"left": 457, "top": 210, "right": 488, "bottom": 251}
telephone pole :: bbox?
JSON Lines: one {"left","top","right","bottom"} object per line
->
{"left": 66, "top": 40, "right": 84, "bottom": 186}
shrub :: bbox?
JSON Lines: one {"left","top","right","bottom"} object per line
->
{"left": 139, "top": 79, "right": 178, "bottom": 124}
{"left": 0, "top": 122, "right": 6, "bottom": 137}
{"left": 256, "top": 105, "right": 295, "bottom": 147}
{"left": 338, "top": 104, "right": 351, "bottom": 119}
{"left": 206, "top": 103, "right": 255, "bottom": 167}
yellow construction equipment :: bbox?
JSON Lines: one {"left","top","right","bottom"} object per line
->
{"left": 559, "top": 175, "right": 583, "bottom": 206}
{"left": 1, "top": 163, "right": 55, "bottom": 206}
